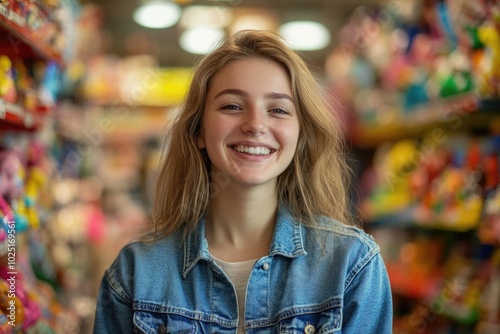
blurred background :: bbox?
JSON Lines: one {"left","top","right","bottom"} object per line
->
{"left": 0, "top": 0, "right": 499, "bottom": 333}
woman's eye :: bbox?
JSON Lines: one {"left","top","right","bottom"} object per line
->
{"left": 270, "top": 108, "right": 289, "bottom": 115}
{"left": 221, "top": 104, "right": 241, "bottom": 110}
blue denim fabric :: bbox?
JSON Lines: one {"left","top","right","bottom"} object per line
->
{"left": 93, "top": 207, "right": 393, "bottom": 333}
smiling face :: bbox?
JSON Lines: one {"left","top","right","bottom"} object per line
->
{"left": 198, "top": 57, "right": 300, "bottom": 190}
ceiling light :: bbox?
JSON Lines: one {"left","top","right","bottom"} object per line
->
{"left": 230, "top": 15, "right": 276, "bottom": 33}
{"left": 279, "top": 21, "right": 331, "bottom": 51}
{"left": 180, "top": 5, "right": 233, "bottom": 29}
{"left": 179, "top": 27, "right": 225, "bottom": 54}
{"left": 229, "top": 8, "right": 278, "bottom": 35}
{"left": 133, "top": 0, "right": 181, "bottom": 29}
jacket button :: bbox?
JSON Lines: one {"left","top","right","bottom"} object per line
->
{"left": 304, "top": 324, "right": 316, "bottom": 334}
{"left": 262, "top": 262, "right": 270, "bottom": 270}
{"left": 158, "top": 325, "right": 166, "bottom": 334}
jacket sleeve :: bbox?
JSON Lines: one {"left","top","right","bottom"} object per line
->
{"left": 342, "top": 252, "right": 393, "bottom": 333}
{"left": 92, "top": 263, "right": 135, "bottom": 333}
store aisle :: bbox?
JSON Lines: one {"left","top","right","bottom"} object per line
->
{"left": 0, "top": 0, "right": 499, "bottom": 333}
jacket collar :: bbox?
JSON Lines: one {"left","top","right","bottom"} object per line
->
{"left": 182, "top": 206, "right": 307, "bottom": 278}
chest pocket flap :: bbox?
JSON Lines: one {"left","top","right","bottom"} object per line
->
{"left": 278, "top": 307, "right": 342, "bottom": 334}
{"left": 133, "top": 311, "right": 197, "bottom": 334}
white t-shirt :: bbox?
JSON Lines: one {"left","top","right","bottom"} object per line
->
{"left": 212, "top": 256, "right": 257, "bottom": 334}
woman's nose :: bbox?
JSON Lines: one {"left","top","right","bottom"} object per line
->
{"left": 241, "top": 109, "right": 268, "bottom": 135}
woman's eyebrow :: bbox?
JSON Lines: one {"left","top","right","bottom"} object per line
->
{"left": 265, "top": 92, "right": 293, "bottom": 102}
{"left": 214, "top": 88, "right": 248, "bottom": 99}
{"left": 214, "top": 89, "right": 293, "bottom": 102}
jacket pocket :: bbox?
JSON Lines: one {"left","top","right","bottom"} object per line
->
{"left": 278, "top": 306, "right": 342, "bottom": 334}
{"left": 133, "top": 311, "right": 198, "bottom": 334}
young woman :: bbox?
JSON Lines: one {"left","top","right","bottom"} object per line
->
{"left": 93, "top": 30, "right": 392, "bottom": 334}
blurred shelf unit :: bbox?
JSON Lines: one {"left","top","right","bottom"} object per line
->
{"left": 329, "top": 0, "right": 500, "bottom": 332}
{"left": 357, "top": 95, "right": 500, "bottom": 332}
{"left": 0, "top": 96, "right": 48, "bottom": 131}
{"left": 0, "top": 0, "right": 72, "bottom": 132}
{"left": 352, "top": 93, "right": 500, "bottom": 148}
{"left": 0, "top": 1, "right": 86, "bottom": 332}
{"left": 0, "top": 0, "right": 81, "bottom": 131}
{"left": 0, "top": 2, "right": 63, "bottom": 63}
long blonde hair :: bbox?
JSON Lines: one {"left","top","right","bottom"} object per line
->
{"left": 148, "top": 30, "right": 355, "bottom": 241}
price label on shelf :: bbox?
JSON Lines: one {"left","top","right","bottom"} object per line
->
{"left": 23, "top": 112, "right": 33, "bottom": 127}
{"left": 0, "top": 99, "right": 6, "bottom": 119}
{"left": 8, "top": 11, "right": 25, "bottom": 28}
{"left": 0, "top": 4, "right": 7, "bottom": 18}
{"left": 0, "top": 4, "right": 25, "bottom": 28}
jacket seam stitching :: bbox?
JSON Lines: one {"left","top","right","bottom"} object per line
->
{"left": 343, "top": 248, "right": 379, "bottom": 291}
{"left": 246, "top": 299, "right": 342, "bottom": 329}
{"left": 106, "top": 269, "right": 132, "bottom": 303}
{"left": 132, "top": 303, "right": 237, "bottom": 327}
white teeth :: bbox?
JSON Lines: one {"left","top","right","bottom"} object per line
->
{"left": 233, "top": 145, "right": 271, "bottom": 155}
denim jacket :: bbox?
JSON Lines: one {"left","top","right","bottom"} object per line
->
{"left": 93, "top": 208, "right": 393, "bottom": 333}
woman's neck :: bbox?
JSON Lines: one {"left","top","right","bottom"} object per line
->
{"left": 205, "top": 183, "right": 278, "bottom": 262}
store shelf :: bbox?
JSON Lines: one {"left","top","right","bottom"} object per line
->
{"left": 0, "top": 4, "right": 62, "bottom": 62}
{"left": 365, "top": 208, "right": 481, "bottom": 232}
{"left": 0, "top": 97, "right": 41, "bottom": 131}
{"left": 363, "top": 207, "right": 417, "bottom": 229}
{"left": 352, "top": 93, "right": 500, "bottom": 148}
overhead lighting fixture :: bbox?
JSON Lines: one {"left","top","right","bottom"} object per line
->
{"left": 230, "top": 15, "right": 276, "bottom": 33}
{"left": 228, "top": 9, "right": 278, "bottom": 34}
{"left": 279, "top": 21, "right": 331, "bottom": 51}
{"left": 180, "top": 5, "right": 233, "bottom": 29}
{"left": 133, "top": 0, "right": 181, "bottom": 29}
{"left": 179, "top": 27, "right": 225, "bottom": 54}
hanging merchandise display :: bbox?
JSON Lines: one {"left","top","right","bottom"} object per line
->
{"left": 53, "top": 5, "right": 164, "bottom": 324}
{"left": 0, "top": 0, "right": 88, "bottom": 332}
{"left": 325, "top": 0, "right": 500, "bottom": 147}
{"left": 326, "top": 0, "right": 500, "bottom": 333}
{"left": 359, "top": 134, "right": 494, "bottom": 231}
{"left": 0, "top": 140, "right": 81, "bottom": 333}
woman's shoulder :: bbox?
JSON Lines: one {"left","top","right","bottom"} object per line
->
{"left": 299, "top": 217, "right": 385, "bottom": 287}
{"left": 101, "top": 232, "right": 186, "bottom": 303}
{"left": 109, "top": 232, "right": 183, "bottom": 273}
{"left": 303, "top": 215, "right": 380, "bottom": 254}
